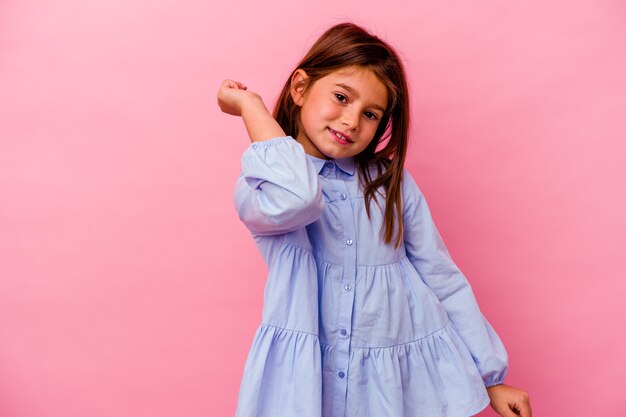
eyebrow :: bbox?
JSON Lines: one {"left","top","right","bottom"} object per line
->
{"left": 334, "top": 83, "right": 386, "bottom": 113}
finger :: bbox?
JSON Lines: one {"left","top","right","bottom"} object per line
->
{"left": 493, "top": 403, "right": 520, "bottom": 417}
{"left": 517, "top": 391, "right": 532, "bottom": 417}
{"left": 221, "top": 79, "right": 243, "bottom": 90}
{"left": 517, "top": 401, "right": 532, "bottom": 417}
{"left": 504, "top": 409, "right": 520, "bottom": 417}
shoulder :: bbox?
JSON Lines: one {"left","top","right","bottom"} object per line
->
{"left": 401, "top": 167, "right": 423, "bottom": 198}
{"left": 244, "top": 135, "right": 302, "bottom": 155}
{"left": 400, "top": 167, "right": 428, "bottom": 219}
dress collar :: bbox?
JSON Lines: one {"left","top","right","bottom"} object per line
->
{"left": 307, "top": 154, "right": 356, "bottom": 176}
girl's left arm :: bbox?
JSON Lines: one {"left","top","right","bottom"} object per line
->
{"left": 401, "top": 168, "right": 508, "bottom": 387}
{"left": 401, "top": 169, "right": 532, "bottom": 416}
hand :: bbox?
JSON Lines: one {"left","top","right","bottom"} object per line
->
{"left": 486, "top": 383, "right": 532, "bottom": 417}
{"left": 217, "top": 79, "right": 262, "bottom": 117}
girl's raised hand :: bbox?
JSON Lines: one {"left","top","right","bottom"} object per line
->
{"left": 217, "top": 79, "right": 261, "bottom": 117}
{"left": 216, "top": 79, "right": 285, "bottom": 142}
{"left": 487, "top": 384, "right": 532, "bottom": 417}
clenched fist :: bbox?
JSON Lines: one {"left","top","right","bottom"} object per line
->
{"left": 487, "top": 383, "right": 532, "bottom": 417}
{"left": 216, "top": 79, "right": 286, "bottom": 142}
{"left": 217, "top": 79, "right": 263, "bottom": 117}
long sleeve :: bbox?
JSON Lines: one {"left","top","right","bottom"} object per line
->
{"left": 401, "top": 168, "right": 508, "bottom": 387}
{"left": 233, "top": 136, "right": 325, "bottom": 236}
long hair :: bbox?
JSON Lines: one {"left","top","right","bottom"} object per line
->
{"left": 273, "top": 22, "right": 411, "bottom": 249}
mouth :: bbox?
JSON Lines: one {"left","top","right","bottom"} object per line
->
{"left": 328, "top": 128, "right": 353, "bottom": 144}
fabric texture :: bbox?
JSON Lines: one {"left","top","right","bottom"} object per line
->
{"left": 233, "top": 136, "right": 508, "bottom": 417}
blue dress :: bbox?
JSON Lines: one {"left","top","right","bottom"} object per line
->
{"left": 233, "top": 136, "right": 508, "bottom": 417}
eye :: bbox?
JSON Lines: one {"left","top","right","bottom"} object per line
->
{"left": 334, "top": 93, "right": 347, "bottom": 103}
{"left": 364, "top": 111, "right": 378, "bottom": 120}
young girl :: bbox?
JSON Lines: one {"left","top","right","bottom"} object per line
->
{"left": 218, "top": 22, "right": 532, "bottom": 417}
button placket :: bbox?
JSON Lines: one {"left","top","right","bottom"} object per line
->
{"left": 332, "top": 179, "right": 355, "bottom": 416}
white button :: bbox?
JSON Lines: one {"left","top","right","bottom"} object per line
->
{"left": 346, "top": 238, "right": 353, "bottom": 245}
{"left": 326, "top": 161, "right": 335, "bottom": 169}
{"left": 344, "top": 283, "right": 352, "bottom": 291}
{"left": 340, "top": 193, "right": 347, "bottom": 200}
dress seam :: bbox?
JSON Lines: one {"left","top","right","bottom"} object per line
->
{"left": 259, "top": 322, "right": 320, "bottom": 339}
{"left": 320, "top": 319, "right": 451, "bottom": 350}
{"left": 313, "top": 250, "right": 409, "bottom": 267}
{"left": 282, "top": 242, "right": 409, "bottom": 267}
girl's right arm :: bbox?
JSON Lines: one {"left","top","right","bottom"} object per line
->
{"left": 217, "top": 79, "right": 285, "bottom": 143}
{"left": 218, "top": 79, "right": 325, "bottom": 236}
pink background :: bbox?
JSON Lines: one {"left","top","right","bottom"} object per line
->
{"left": 1, "top": 0, "right": 625, "bottom": 416}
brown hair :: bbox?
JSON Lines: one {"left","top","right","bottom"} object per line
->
{"left": 273, "top": 22, "right": 411, "bottom": 249}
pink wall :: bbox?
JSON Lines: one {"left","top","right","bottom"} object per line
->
{"left": 1, "top": 0, "right": 625, "bottom": 416}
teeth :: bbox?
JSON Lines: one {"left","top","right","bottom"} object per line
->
{"left": 333, "top": 130, "right": 347, "bottom": 141}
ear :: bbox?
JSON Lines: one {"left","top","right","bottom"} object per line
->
{"left": 290, "top": 69, "right": 309, "bottom": 107}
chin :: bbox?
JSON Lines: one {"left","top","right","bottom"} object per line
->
{"left": 319, "top": 148, "right": 342, "bottom": 160}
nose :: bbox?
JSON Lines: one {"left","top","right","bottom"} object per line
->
{"left": 341, "top": 108, "right": 359, "bottom": 131}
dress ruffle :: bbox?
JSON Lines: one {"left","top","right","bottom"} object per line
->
{"left": 237, "top": 319, "right": 490, "bottom": 417}
{"left": 322, "top": 321, "right": 490, "bottom": 417}
{"left": 235, "top": 324, "right": 322, "bottom": 417}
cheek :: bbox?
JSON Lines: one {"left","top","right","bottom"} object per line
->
{"left": 359, "top": 136, "right": 377, "bottom": 150}
{"left": 316, "top": 100, "right": 341, "bottom": 119}
{"left": 363, "top": 121, "right": 380, "bottom": 137}
{"left": 299, "top": 106, "right": 315, "bottom": 128}
{"left": 301, "top": 97, "right": 333, "bottom": 122}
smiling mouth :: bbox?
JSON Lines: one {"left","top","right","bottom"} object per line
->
{"left": 329, "top": 128, "right": 353, "bottom": 143}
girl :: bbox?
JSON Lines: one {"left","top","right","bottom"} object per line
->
{"left": 218, "top": 22, "right": 532, "bottom": 417}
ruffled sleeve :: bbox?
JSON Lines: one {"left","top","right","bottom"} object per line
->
{"left": 401, "top": 168, "right": 508, "bottom": 387}
{"left": 233, "top": 136, "right": 325, "bottom": 236}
